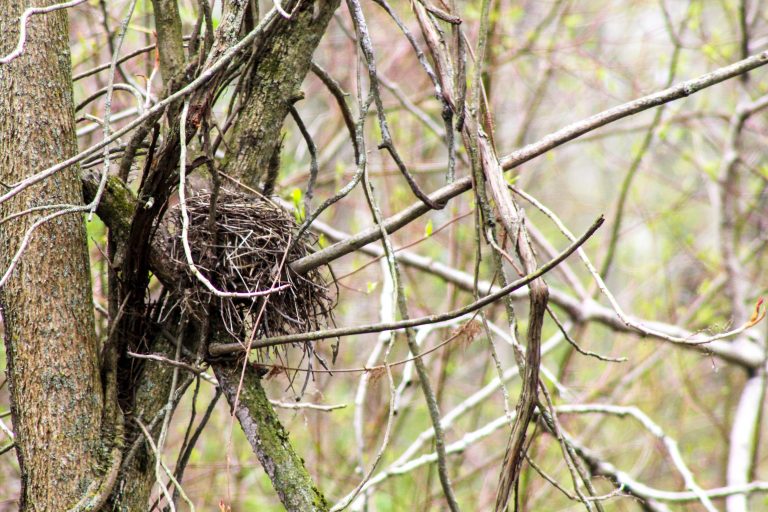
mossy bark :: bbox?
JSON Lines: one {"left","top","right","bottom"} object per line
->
{"left": 83, "top": 0, "right": 341, "bottom": 508}
{"left": 109, "top": 336, "right": 179, "bottom": 511}
{"left": 214, "top": 363, "right": 330, "bottom": 511}
{"left": 224, "top": 0, "right": 341, "bottom": 189}
{"left": 0, "top": 2, "right": 105, "bottom": 509}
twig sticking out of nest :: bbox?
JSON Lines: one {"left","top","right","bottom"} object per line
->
{"left": 166, "top": 189, "right": 336, "bottom": 368}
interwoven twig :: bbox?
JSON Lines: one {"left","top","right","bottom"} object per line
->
{"left": 166, "top": 189, "right": 336, "bottom": 367}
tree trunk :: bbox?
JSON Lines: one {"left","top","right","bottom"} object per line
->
{"left": 224, "top": 0, "right": 340, "bottom": 189}
{"left": 0, "top": 1, "right": 105, "bottom": 509}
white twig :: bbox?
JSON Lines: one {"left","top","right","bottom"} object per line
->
{"left": 154, "top": 321, "right": 185, "bottom": 512}
{"left": 76, "top": 108, "right": 138, "bottom": 137}
{"left": 392, "top": 316, "right": 471, "bottom": 416}
{"left": 144, "top": 63, "right": 160, "bottom": 110}
{"left": 725, "top": 373, "right": 766, "bottom": 512}
{"left": 135, "top": 419, "right": 195, "bottom": 511}
{"left": 571, "top": 432, "right": 768, "bottom": 503}
{"left": 89, "top": 0, "right": 138, "bottom": 220}
{"left": 556, "top": 404, "right": 717, "bottom": 511}
{"left": 0, "top": 418, "right": 13, "bottom": 440}
{"left": 353, "top": 414, "right": 514, "bottom": 496}
{"left": 354, "top": 403, "right": 766, "bottom": 508}
{"left": 76, "top": 83, "right": 146, "bottom": 115}
{"left": 400, "top": 330, "right": 563, "bottom": 466}
{"left": 268, "top": 400, "right": 347, "bottom": 412}
{"left": 273, "top": 0, "right": 292, "bottom": 18}
{"left": 178, "top": 99, "right": 289, "bottom": 299}
{"left": 511, "top": 186, "right": 764, "bottom": 346}
{"left": 127, "top": 351, "right": 206, "bottom": 375}
{"left": 0, "top": 0, "right": 87, "bottom": 64}
{"left": 0, "top": 208, "right": 87, "bottom": 289}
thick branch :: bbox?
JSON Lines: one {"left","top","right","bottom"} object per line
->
{"left": 224, "top": 0, "right": 341, "bottom": 188}
{"left": 213, "top": 363, "right": 329, "bottom": 511}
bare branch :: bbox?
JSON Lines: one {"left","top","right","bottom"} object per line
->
{"left": 209, "top": 215, "right": 603, "bottom": 355}
{"left": 0, "top": 0, "right": 86, "bottom": 64}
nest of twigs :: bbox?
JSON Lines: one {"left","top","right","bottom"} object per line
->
{"left": 165, "top": 189, "right": 336, "bottom": 368}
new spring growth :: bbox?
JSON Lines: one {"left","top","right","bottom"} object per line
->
{"left": 747, "top": 296, "right": 766, "bottom": 327}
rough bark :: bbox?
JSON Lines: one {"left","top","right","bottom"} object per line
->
{"left": 0, "top": 2, "right": 105, "bottom": 509}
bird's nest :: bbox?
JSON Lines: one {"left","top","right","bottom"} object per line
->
{"left": 164, "top": 189, "right": 336, "bottom": 369}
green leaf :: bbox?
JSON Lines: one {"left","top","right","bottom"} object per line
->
{"left": 291, "top": 188, "right": 302, "bottom": 206}
{"left": 425, "top": 219, "right": 434, "bottom": 237}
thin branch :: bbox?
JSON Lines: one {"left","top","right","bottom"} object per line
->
{"left": 88, "top": 0, "right": 138, "bottom": 220}
{"left": 292, "top": 50, "right": 768, "bottom": 274}
{"left": 510, "top": 185, "right": 766, "bottom": 346}
{"left": 269, "top": 400, "right": 347, "bottom": 412}
{"left": 209, "top": 215, "right": 604, "bottom": 355}
{"left": 127, "top": 351, "right": 206, "bottom": 374}
{"left": 0, "top": 0, "right": 86, "bottom": 64}
{"left": 135, "top": 419, "right": 195, "bottom": 511}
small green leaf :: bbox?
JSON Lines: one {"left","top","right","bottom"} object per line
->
{"left": 425, "top": 219, "right": 434, "bottom": 237}
{"left": 366, "top": 281, "right": 378, "bottom": 294}
{"left": 291, "top": 188, "right": 302, "bottom": 206}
